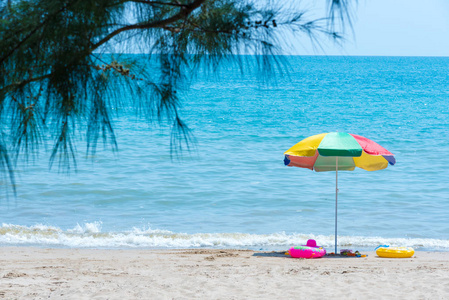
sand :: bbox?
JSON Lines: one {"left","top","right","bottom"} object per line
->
{"left": 0, "top": 247, "right": 448, "bottom": 299}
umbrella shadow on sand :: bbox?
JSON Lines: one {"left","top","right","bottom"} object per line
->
{"left": 252, "top": 251, "right": 289, "bottom": 258}
{"left": 252, "top": 252, "right": 366, "bottom": 258}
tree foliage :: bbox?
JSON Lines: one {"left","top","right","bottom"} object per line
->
{"left": 0, "top": 0, "right": 353, "bottom": 192}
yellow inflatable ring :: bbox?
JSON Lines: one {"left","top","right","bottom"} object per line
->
{"left": 376, "top": 246, "right": 414, "bottom": 258}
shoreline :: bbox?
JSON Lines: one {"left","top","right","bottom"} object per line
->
{"left": 1, "top": 247, "right": 448, "bottom": 299}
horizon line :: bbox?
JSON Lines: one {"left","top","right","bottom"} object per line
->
{"left": 99, "top": 52, "right": 449, "bottom": 58}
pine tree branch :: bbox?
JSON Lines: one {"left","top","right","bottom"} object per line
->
{"left": 1, "top": 74, "right": 52, "bottom": 94}
{"left": 1, "top": 0, "right": 204, "bottom": 95}
{"left": 90, "top": 0, "right": 206, "bottom": 52}
{"left": 127, "top": 0, "right": 188, "bottom": 7}
{"left": 0, "top": 0, "right": 80, "bottom": 66}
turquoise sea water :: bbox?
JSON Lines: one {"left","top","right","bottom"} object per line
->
{"left": 1, "top": 56, "right": 449, "bottom": 251}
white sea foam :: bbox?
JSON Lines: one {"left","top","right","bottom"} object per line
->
{"left": 0, "top": 223, "right": 448, "bottom": 250}
{"left": 67, "top": 222, "right": 103, "bottom": 234}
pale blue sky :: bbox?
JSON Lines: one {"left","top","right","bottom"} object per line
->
{"left": 292, "top": 0, "right": 449, "bottom": 56}
{"left": 109, "top": 0, "right": 449, "bottom": 57}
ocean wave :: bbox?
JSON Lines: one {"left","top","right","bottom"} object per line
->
{"left": 1, "top": 223, "right": 448, "bottom": 250}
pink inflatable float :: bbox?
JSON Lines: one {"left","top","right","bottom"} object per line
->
{"left": 289, "top": 239, "right": 326, "bottom": 259}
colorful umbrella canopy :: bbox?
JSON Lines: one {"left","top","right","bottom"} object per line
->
{"left": 284, "top": 132, "right": 395, "bottom": 254}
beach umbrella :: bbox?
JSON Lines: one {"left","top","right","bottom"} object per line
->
{"left": 283, "top": 132, "right": 395, "bottom": 254}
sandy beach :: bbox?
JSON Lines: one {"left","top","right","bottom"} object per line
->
{"left": 0, "top": 247, "right": 448, "bottom": 299}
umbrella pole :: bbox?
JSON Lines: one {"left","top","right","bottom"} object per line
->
{"left": 335, "top": 156, "right": 338, "bottom": 255}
